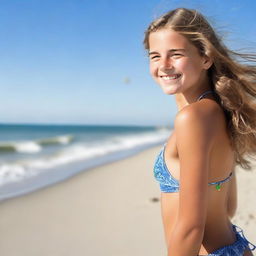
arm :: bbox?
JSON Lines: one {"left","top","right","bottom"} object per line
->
{"left": 167, "top": 106, "right": 216, "bottom": 256}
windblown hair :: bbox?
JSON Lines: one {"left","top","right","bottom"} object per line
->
{"left": 144, "top": 8, "right": 256, "bottom": 169}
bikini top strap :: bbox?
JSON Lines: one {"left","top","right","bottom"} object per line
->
{"left": 196, "top": 90, "right": 214, "bottom": 101}
{"left": 208, "top": 172, "right": 233, "bottom": 186}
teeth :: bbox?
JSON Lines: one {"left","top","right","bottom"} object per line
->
{"left": 161, "top": 74, "right": 180, "bottom": 80}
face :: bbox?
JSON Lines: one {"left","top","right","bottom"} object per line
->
{"left": 148, "top": 29, "right": 212, "bottom": 95}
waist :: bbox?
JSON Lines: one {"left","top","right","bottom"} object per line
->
{"left": 198, "top": 221, "right": 236, "bottom": 255}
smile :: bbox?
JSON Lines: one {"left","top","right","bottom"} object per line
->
{"left": 160, "top": 74, "right": 181, "bottom": 80}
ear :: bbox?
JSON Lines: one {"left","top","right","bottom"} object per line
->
{"left": 202, "top": 55, "right": 213, "bottom": 70}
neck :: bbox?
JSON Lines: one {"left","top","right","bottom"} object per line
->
{"left": 175, "top": 83, "right": 213, "bottom": 111}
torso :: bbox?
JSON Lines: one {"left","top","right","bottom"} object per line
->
{"left": 161, "top": 97, "right": 237, "bottom": 255}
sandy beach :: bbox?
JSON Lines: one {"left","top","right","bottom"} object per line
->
{"left": 0, "top": 145, "right": 255, "bottom": 256}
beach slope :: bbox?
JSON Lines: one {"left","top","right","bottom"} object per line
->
{"left": 0, "top": 146, "right": 255, "bottom": 256}
{"left": 0, "top": 146, "right": 165, "bottom": 256}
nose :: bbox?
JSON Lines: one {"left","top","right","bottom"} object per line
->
{"left": 159, "top": 56, "right": 173, "bottom": 71}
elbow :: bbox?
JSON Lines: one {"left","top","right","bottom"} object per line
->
{"left": 184, "top": 224, "right": 205, "bottom": 240}
{"left": 168, "top": 223, "right": 204, "bottom": 252}
{"left": 181, "top": 221, "right": 205, "bottom": 238}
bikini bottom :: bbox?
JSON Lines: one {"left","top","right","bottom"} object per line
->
{"left": 199, "top": 225, "right": 256, "bottom": 256}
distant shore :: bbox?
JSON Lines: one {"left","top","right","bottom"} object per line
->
{"left": 0, "top": 145, "right": 255, "bottom": 256}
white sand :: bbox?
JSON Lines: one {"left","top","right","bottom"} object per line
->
{"left": 0, "top": 146, "right": 255, "bottom": 256}
{"left": 232, "top": 163, "right": 256, "bottom": 245}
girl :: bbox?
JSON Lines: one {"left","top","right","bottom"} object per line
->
{"left": 143, "top": 7, "right": 256, "bottom": 256}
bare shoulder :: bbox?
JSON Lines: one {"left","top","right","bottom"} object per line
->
{"left": 174, "top": 100, "right": 223, "bottom": 146}
{"left": 175, "top": 99, "right": 223, "bottom": 130}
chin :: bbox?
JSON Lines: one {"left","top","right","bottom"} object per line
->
{"left": 162, "top": 88, "right": 175, "bottom": 95}
{"left": 159, "top": 85, "right": 176, "bottom": 95}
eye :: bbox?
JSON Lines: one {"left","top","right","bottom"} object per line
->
{"left": 150, "top": 55, "right": 160, "bottom": 60}
{"left": 171, "top": 53, "right": 183, "bottom": 58}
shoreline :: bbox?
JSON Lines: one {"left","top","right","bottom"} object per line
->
{"left": 0, "top": 141, "right": 166, "bottom": 202}
{"left": 0, "top": 145, "right": 255, "bottom": 256}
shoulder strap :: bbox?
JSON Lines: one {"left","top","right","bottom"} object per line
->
{"left": 196, "top": 90, "right": 214, "bottom": 101}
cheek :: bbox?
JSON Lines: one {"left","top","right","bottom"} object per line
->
{"left": 149, "top": 62, "right": 157, "bottom": 77}
{"left": 179, "top": 59, "right": 201, "bottom": 75}
{"left": 175, "top": 58, "right": 190, "bottom": 71}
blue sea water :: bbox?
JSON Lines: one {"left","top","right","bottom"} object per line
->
{"left": 0, "top": 123, "right": 171, "bottom": 201}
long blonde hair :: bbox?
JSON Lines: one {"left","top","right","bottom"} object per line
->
{"left": 144, "top": 8, "right": 256, "bottom": 169}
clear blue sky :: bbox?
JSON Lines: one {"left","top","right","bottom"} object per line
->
{"left": 0, "top": 0, "right": 255, "bottom": 126}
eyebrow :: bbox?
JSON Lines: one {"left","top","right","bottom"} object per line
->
{"left": 148, "top": 49, "right": 186, "bottom": 55}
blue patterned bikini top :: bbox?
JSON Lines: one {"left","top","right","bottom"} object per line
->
{"left": 153, "top": 90, "right": 233, "bottom": 193}
{"left": 153, "top": 144, "right": 233, "bottom": 193}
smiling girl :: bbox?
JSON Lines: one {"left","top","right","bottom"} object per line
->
{"left": 143, "top": 8, "right": 256, "bottom": 256}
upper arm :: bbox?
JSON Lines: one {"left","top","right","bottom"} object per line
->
{"left": 174, "top": 105, "right": 217, "bottom": 230}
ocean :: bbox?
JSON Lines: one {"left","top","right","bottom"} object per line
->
{"left": 0, "top": 123, "right": 171, "bottom": 201}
